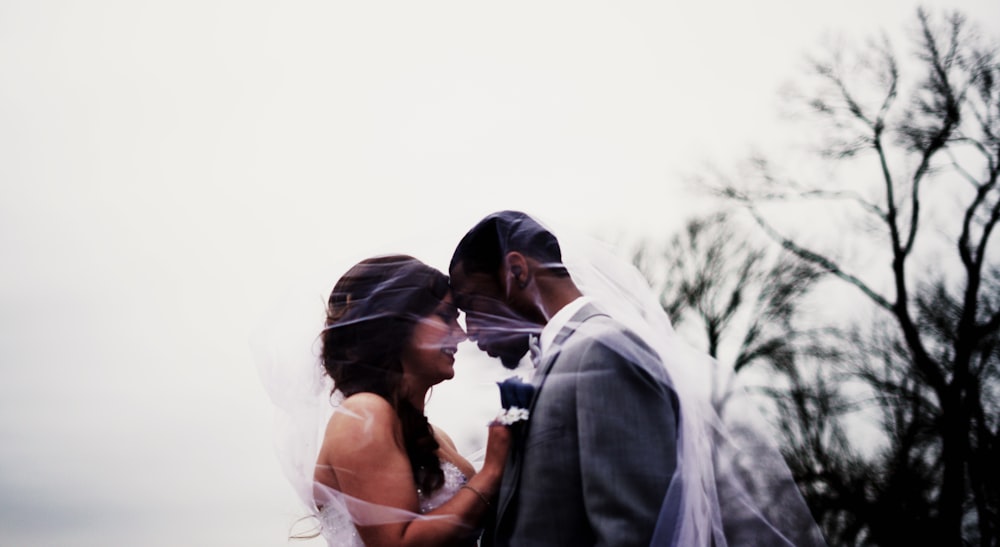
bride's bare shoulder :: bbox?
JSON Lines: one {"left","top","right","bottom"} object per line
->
{"left": 324, "top": 392, "right": 401, "bottom": 445}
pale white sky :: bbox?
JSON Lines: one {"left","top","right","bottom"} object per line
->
{"left": 2, "top": 1, "right": 998, "bottom": 545}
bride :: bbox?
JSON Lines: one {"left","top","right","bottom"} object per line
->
{"left": 275, "top": 255, "right": 511, "bottom": 546}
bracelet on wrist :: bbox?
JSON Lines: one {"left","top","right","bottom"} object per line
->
{"left": 461, "top": 484, "right": 491, "bottom": 507}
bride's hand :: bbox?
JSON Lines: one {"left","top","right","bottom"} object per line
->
{"left": 461, "top": 424, "right": 510, "bottom": 510}
{"left": 481, "top": 423, "right": 513, "bottom": 479}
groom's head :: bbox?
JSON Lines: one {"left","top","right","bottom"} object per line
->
{"left": 449, "top": 210, "right": 567, "bottom": 368}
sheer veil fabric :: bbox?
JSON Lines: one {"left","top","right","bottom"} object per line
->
{"left": 252, "top": 215, "right": 826, "bottom": 546}
{"left": 549, "top": 220, "right": 827, "bottom": 547}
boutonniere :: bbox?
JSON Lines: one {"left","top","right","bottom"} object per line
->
{"left": 494, "top": 376, "right": 535, "bottom": 425}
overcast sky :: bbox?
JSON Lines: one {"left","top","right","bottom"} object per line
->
{"left": 2, "top": 1, "right": 999, "bottom": 545}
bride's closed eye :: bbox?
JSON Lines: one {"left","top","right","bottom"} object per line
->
{"left": 435, "top": 304, "right": 459, "bottom": 324}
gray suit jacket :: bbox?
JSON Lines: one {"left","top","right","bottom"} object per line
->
{"left": 488, "top": 304, "right": 679, "bottom": 547}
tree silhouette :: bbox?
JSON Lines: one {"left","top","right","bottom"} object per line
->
{"left": 634, "top": 212, "right": 856, "bottom": 542}
{"left": 714, "top": 8, "right": 1000, "bottom": 545}
{"left": 633, "top": 212, "right": 826, "bottom": 376}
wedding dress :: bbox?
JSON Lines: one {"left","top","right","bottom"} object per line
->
{"left": 316, "top": 460, "right": 470, "bottom": 547}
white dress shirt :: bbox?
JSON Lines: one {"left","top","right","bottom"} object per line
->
{"left": 538, "top": 296, "right": 592, "bottom": 358}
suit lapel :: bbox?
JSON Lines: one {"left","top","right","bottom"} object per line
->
{"left": 493, "top": 304, "right": 607, "bottom": 528}
{"left": 531, "top": 303, "right": 605, "bottom": 390}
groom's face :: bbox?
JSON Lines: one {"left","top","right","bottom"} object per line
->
{"left": 450, "top": 263, "right": 532, "bottom": 369}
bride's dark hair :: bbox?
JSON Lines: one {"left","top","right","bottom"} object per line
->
{"left": 321, "top": 255, "right": 448, "bottom": 495}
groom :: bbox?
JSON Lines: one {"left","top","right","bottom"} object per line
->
{"left": 450, "top": 211, "right": 680, "bottom": 546}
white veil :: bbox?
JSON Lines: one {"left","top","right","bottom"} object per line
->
{"left": 551, "top": 218, "right": 828, "bottom": 547}
{"left": 250, "top": 284, "right": 331, "bottom": 513}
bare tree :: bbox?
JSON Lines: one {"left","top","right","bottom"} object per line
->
{"left": 717, "top": 9, "right": 1000, "bottom": 545}
{"left": 633, "top": 212, "right": 826, "bottom": 379}
{"left": 633, "top": 212, "right": 865, "bottom": 542}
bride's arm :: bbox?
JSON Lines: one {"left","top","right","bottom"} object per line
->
{"left": 323, "top": 393, "right": 509, "bottom": 547}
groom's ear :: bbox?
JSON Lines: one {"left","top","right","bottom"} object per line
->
{"left": 503, "top": 252, "right": 530, "bottom": 293}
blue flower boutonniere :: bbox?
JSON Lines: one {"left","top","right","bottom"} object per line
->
{"left": 494, "top": 376, "right": 535, "bottom": 426}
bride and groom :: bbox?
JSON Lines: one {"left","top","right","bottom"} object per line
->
{"left": 261, "top": 210, "right": 827, "bottom": 546}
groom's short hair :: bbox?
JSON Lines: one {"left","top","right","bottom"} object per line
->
{"left": 450, "top": 210, "right": 568, "bottom": 278}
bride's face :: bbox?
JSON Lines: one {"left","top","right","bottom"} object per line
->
{"left": 400, "top": 293, "right": 466, "bottom": 386}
